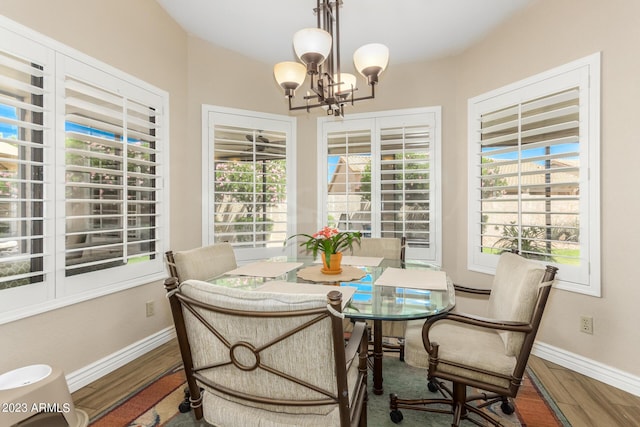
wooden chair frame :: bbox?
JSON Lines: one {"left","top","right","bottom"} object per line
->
{"left": 389, "top": 264, "right": 558, "bottom": 426}
{"left": 165, "top": 250, "right": 179, "bottom": 281}
{"left": 164, "top": 277, "right": 369, "bottom": 427}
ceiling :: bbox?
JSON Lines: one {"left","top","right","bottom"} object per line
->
{"left": 155, "top": 0, "right": 534, "bottom": 69}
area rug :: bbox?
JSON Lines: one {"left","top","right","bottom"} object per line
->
{"left": 89, "top": 358, "right": 570, "bottom": 427}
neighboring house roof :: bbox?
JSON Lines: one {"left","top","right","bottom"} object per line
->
{"left": 328, "top": 156, "right": 371, "bottom": 193}
{"left": 487, "top": 159, "right": 579, "bottom": 195}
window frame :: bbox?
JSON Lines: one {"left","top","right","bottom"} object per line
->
{"left": 467, "top": 52, "right": 601, "bottom": 296}
{"left": 0, "top": 16, "right": 170, "bottom": 324}
{"left": 317, "top": 107, "right": 442, "bottom": 264}
{"left": 201, "top": 105, "right": 297, "bottom": 262}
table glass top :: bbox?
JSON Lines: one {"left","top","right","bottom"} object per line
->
{"left": 207, "top": 256, "right": 456, "bottom": 321}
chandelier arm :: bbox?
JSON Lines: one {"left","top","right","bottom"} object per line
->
{"left": 288, "top": 102, "right": 331, "bottom": 112}
{"left": 333, "top": 0, "right": 340, "bottom": 103}
{"left": 308, "top": 73, "right": 318, "bottom": 95}
{"left": 343, "top": 83, "right": 375, "bottom": 105}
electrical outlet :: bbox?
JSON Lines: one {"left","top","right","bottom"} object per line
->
{"left": 146, "top": 301, "right": 155, "bottom": 317}
{"left": 580, "top": 315, "right": 593, "bottom": 334}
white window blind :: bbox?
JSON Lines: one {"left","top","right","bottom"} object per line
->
{"left": 478, "top": 88, "right": 580, "bottom": 260}
{"left": 326, "top": 128, "right": 372, "bottom": 233}
{"left": 379, "top": 124, "right": 432, "bottom": 250}
{"left": 468, "top": 53, "right": 600, "bottom": 295}
{"left": 63, "top": 76, "right": 161, "bottom": 276}
{"left": 320, "top": 108, "right": 441, "bottom": 263}
{"left": 0, "top": 30, "right": 51, "bottom": 303}
{"left": 212, "top": 126, "right": 287, "bottom": 247}
{"left": 203, "top": 107, "right": 296, "bottom": 262}
{"left": 0, "top": 17, "right": 169, "bottom": 322}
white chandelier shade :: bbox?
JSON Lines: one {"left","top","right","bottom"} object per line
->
{"left": 274, "top": 61, "right": 307, "bottom": 96}
{"left": 333, "top": 72, "right": 357, "bottom": 95}
{"left": 293, "top": 28, "right": 332, "bottom": 70}
{"left": 353, "top": 43, "right": 390, "bottom": 83}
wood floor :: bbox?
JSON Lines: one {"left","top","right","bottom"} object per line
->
{"left": 527, "top": 356, "right": 640, "bottom": 427}
{"left": 72, "top": 339, "right": 640, "bottom": 427}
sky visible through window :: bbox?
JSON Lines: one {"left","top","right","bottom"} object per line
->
{"left": 482, "top": 143, "right": 579, "bottom": 162}
{"left": 0, "top": 105, "right": 127, "bottom": 141}
{"left": 0, "top": 104, "right": 17, "bottom": 138}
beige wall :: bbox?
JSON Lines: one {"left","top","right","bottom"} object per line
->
{"left": 1, "top": 0, "right": 638, "bottom": 389}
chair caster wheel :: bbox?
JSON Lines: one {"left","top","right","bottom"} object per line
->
{"left": 178, "top": 387, "right": 191, "bottom": 413}
{"left": 390, "top": 409, "right": 404, "bottom": 423}
{"left": 501, "top": 400, "right": 515, "bottom": 415}
{"left": 427, "top": 380, "right": 438, "bottom": 392}
{"left": 178, "top": 400, "right": 191, "bottom": 413}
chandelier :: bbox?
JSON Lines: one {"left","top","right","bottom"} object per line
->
{"left": 273, "top": 0, "right": 389, "bottom": 117}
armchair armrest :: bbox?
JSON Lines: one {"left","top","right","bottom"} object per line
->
{"left": 422, "top": 311, "right": 532, "bottom": 352}
{"left": 345, "top": 321, "right": 367, "bottom": 369}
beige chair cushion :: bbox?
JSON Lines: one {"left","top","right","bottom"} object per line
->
{"left": 351, "top": 237, "right": 402, "bottom": 260}
{"left": 172, "top": 243, "right": 237, "bottom": 281}
{"left": 179, "top": 280, "right": 360, "bottom": 425}
{"left": 404, "top": 319, "right": 430, "bottom": 369}
{"left": 404, "top": 319, "right": 516, "bottom": 389}
{"left": 487, "top": 253, "right": 545, "bottom": 356}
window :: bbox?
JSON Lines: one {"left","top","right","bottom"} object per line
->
{"left": 0, "top": 18, "right": 169, "bottom": 322}
{"left": 202, "top": 106, "right": 296, "bottom": 262}
{"left": 467, "top": 53, "right": 600, "bottom": 296}
{"left": 0, "top": 32, "right": 48, "bottom": 306}
{"left": 319, "top": 108, "right": 442, "bottom": 263}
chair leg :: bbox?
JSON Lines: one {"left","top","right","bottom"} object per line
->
{"left": 389, "top": 379, "right": 503, "bottom": 427}
{"left": 451, "top": 383, "right": 467, "bottom": 427}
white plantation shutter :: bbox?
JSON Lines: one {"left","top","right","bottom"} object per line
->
{"left": 204, "top": 107, "right": 296, "bottom": 262}
{"left": 326, "top": 127, "right": 372, "bottom": 233}
{"left": 64, "top": 77, "right": 127, "bottom": 275}
{"left": 0, "top": 29, "right": 52, "bottom": 307}
{"left": 0, "top": 18, "right": 169, "bottom": 321}
{"left": 320, "top": 108, "right": 441, "bottom": 263}
{"left": 478, "top": 88, "right": 580, "bottom": 260}
{"left": 468, "top": 53, "right": 600, "bottom": 295}
{"left": 379, "top": 123, "right": 433, "bottom": 259}
{"left": 212, "top": 125, "right": 287, "bottom": 246}
{"left": 60, "top": 57, "right": 165, "bottom": 290}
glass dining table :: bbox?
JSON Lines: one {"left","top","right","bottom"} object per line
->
{"left": 206, "top": 256, "right": 456, "bottom": 395}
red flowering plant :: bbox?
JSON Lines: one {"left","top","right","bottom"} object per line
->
{"left": 286, "top": 226, "right": 362, "bottom": 268}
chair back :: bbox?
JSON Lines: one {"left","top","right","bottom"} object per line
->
{"left": 165, "top": 243, "right": 237, "bottom": 282}
{"left": 351, "top": 237, "right": 406, "bottom": 261}
{"left": 487, "top": 252, "right": 557, "bottom": 356}
{"left": 164, "top": 278, "right": 367, "bottom": 427}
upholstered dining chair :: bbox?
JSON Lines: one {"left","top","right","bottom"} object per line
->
{"left": 164, "top": 277, "right": 369, "bottom": 427}
{"left": 351, "top": 237, "right": 406, "bottom": 262}
{"left": 390, "top": 252, "right": 558, "bottom": 426}
{"left": 350, "top": 237, "right": 407, "bottom": 359}
{"left": 165, "top": 242, "right": 237, "bottom": 283}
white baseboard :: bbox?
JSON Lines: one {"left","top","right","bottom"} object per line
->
{"left": 65, "top": 327, "right": 176, "bottom": 392}
{"left": 533, "top": 341, "right": 640, "bottom": 397}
